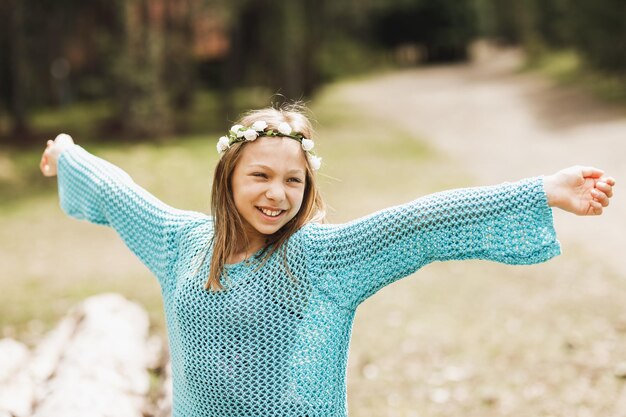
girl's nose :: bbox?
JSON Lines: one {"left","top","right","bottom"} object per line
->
{"left": 265, "top": 182, "right": 286, "bottom": 201}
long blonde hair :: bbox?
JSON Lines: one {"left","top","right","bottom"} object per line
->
{"left": 204, "top": 104, "right": 326, "bottom": 291}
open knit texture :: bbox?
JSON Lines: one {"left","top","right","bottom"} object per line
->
{"left": 57, "top": 145, "right": 561, "bottom": 417}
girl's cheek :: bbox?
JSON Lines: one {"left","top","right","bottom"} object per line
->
{"left": 289, "top": 190, "right": 305, "bottom": 209}
{"left": 287, "top": 187, "right": 301, "bottom": 199}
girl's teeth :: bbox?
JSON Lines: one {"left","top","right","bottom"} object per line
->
{"left": 260, "top": 208, "right": 282, "bottom": 217}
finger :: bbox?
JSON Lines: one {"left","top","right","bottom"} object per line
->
{"left": 40, "top": 155, "right": 50, "bottom": 172}
{"left": 590, "top": 200, "right": 603, "bottom": 215}
{"left": 595, "top": 182, "right": 614, "bottom": 198}
{"left": 591, "top": 189, "right": 610, "bottom": 206}
{"left": 599, "top": 176, "right": 616, "bottom": 186}
{"left": 40, "top": 160, "right": 50, "bottom": 176}
{"left": 582, "top": 166, "right": 605, "bottom": 178}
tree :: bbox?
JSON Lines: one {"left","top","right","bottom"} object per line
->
{"left": 219, "top": 0, "right": 323, "bottom": 102}
{"left": 567, "top": 0, "right": 626, "bottom": 74}
{"left": 0, "top": 0, "right": 31, "bottom": 139}
{"left": 112, "top": 0, "right": 174, "bottom": 137}
{"left": 372, "top": 0, "right": 477, "bottom": 62}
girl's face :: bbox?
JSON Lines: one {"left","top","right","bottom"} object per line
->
{"left": 231, "top": 136, "right": 307, "bottom": 246}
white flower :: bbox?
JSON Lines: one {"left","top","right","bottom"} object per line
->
{"left": 230, "top": 124, "right": 244, "bottom": 138}
{"left": 301, "top": 138, "right": 314, "bottom": 151}
{"left": 251, "top": 120, "right": 268, "bottom": 131}
{"left": 307, "top": 154, "right": 322, "bottom": 171}
{"left": 278, "top": 122, "right": 292, "bottom": 136}
{"left": 243, "top": 129, "right": 259, "bottom": 141}
{"left": 217, "top": 136, "right": 230, "bottom": 153}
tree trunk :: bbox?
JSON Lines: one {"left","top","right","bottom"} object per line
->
{"left": 163, "top": 0, "right": 195, "bottom": 110}
{"left": 278, "top": 0, "right": 306, "bottom": 100}
{"left": 9, "top": 0, "right": 30, "bottom": 138}
{"left": 115, "top": 0, "right": 173, "bottom": 138}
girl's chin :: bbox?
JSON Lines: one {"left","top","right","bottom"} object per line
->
{"left": 250, "top": 220, "right": 291, "bottom": 237}
{"left": 246, "top": 219, "right": 280, "bottom": 234}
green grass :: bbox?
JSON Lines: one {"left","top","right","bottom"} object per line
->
{"left": 30, "top": 100, "right": 114, "bottom": 140}
{"left": 523, "top": 50, "right": 626, "bottom": 103}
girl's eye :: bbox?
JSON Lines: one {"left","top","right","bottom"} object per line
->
{"left": 288, "top": 177, "right": 303, "bottom": 183}
{"left": 252, "top": 173, "right": 267, "bottom": 178}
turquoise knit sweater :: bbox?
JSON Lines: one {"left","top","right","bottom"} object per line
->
{"left": 57, "top": 145, "right": 561, "bottom": 417}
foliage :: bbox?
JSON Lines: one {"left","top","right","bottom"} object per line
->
{"left": 566, "top": 0, "right": 626, "bottom": 73}
{"left": 476, "top": 0, "right": 626, "bottom": 75}
{"left": 371, "top": 0, "right": 477, "bottom": 62}
{"left": 0, "top": 0, "right": 623, "bottom": 143}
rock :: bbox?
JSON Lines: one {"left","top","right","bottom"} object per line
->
{"left": 155, "top": 359, "right": 173, "bottom": 417}
{"left": 30, "top": 293, "right": 152, "bottom": 417}
{"left": 0, "top": 338, "right": 35, "bottom": 417}
{"left": 0, "top": 338, "right": 30, "bottom": 381}
{"left": 0, "top": 294, "right": 160, "bottom": 417}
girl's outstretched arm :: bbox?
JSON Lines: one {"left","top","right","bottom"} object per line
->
{"left": 302, "top": 168, "right": 614, "bottom": 310}
{"left": 40, "top": 134, "right": 206, "bottom": 290}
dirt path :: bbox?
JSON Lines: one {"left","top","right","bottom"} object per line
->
{"left": 335, "top": 49, "right": 626, "bottom": 278}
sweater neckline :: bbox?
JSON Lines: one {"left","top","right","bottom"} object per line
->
{"left": 223, "top": 247, "right": 265, "bottom": 269}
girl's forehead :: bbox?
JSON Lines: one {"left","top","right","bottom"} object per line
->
{"left": 239, "top": 137, "right": 306, "bottom": 168}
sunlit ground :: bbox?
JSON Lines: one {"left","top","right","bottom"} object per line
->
{"left": 2, "top": 69, "right": 626, "bottom": 416}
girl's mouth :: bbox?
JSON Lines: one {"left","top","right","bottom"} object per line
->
{"left": 256, "top": 206, "right": 286, "bottom": 220}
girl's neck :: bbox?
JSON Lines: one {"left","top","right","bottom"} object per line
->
{"left": 228, "top": 233, "right": 266, "bottom": 264}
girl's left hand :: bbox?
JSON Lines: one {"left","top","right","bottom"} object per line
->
{"left": 544, "top": 166, "right": 616, "bottom": 216}
{"left": 40, "top": 133, "right": 75, "bottom": 177}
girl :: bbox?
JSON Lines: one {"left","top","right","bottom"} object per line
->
{"left": 40, "top": 106, "right": 615, "bottom": 417}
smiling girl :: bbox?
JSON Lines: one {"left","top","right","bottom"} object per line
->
{"left": 40, "top": 105, "right": 615, "bottom": 417}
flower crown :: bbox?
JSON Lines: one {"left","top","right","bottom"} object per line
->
{"left": 216, "top": 121, "right": 322, "bottom": 170}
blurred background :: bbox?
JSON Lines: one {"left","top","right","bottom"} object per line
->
{"left": 0, "top": 0, "right": 624, "bottom": 143}
{"left": 1, "top": 0, "right": 626, "bottom": 416}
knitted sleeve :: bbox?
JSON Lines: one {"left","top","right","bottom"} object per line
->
{"left": 302, "top": 176, "right": 561, "bottom": 309}
{"left": 56, "top": 145, "right": 205, "bottom": 288}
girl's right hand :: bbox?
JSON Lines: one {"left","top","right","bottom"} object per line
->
{"left": 543, "top": 166, "right": 615, "bottom": 216}
{"left": 40, "top": 133, "right": 75, "bottom": 177}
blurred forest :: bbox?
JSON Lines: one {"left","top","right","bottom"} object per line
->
{"left": 0, "top": 0, "right": 624, "bottom": 145}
